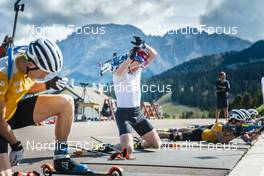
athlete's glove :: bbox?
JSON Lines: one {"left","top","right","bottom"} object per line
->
{"left": 9, "top": 141, "right": 24, "bottom": 166}
{"left": 1, "top": 35, "right": 13, "bottom": 48}
{"left": 130, "top": 47, "right": 140, "bottom": 60}
{"left": 45, "top": 76, "right": 68, "bottom": 90}
{"left": 0, "top": 36, "right": 13, "bottom": 58}
{"left": 130, "top": 46, "right": 148, "bottom": 64}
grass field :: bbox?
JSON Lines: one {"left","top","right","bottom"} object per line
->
{"left": 156, "top": 93, "right": 208, "bottom": 118}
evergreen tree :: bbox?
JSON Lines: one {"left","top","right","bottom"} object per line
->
{"left": 230, "top": 95, "right": 243, "bottom": 109}
{"left": 241, "top": 92, "right": 252, "bottom": 109}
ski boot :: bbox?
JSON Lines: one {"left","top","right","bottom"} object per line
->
{"left": 54, "top": 141, "right": 93, "bottom": 175}
{"left": 53, "top": 156, "right": 93, "bottom": 175}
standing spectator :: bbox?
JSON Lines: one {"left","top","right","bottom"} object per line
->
{"left": 100, "top": 99, "right": 114, "bottom": 121}
{"left": 215, "top": 71, "right": 230, "bottom": 122}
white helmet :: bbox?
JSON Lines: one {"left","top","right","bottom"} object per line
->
{"left": 26, "top": 38, "right": 63, "bottom": 73}
{"left": 239, "top": 109, "right": 251, "bottom": 120}
{"left": 248, "top": 109, "right": 259, "bottom": 118}
{"left": 228, "top": 109, "right": 246, "bottom": 121}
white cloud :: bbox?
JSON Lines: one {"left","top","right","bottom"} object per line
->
{"left": 200, "top": 0, "right": 264, "bottom": 41}
{"left": 1, "top": 0, "right": 261, "bottom": 44}
{"left": 0, "top": 0, "right": 209, "bottom": 44}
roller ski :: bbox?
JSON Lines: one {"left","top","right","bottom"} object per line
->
{"left": 157, "top": 128, "right": 192, "bottom": 133}
{"left": 92, "top": 140, "right": 117, "bottom": 154}
{"left": 156, "top": 128, "right": 178, "bottom": 133}
{"left": 71, "top": 144, "right": 113, "bottom": 157}
{"left": 41, "top": 163, "right": 123, "bottom": 176}
{"left": 91, "top": 137, "right": 135, "bottom": 160}
{"left": 71, "top": 137, "right": 118, "bottom": 156}
{"left": 13, "top": 171, "right": 40, "bottom": 176}
{"left": 99, "top": 36, "right": 148, "bottom": 76}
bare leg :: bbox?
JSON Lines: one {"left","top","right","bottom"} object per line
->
{"left": 215, "top": 109, "right": 220, "bottom": 122}
{"left": 33, "top": 94, "right": 74, "bottom": 140}
{"left": 119, "top": 133, "right": 134, "bottom": 154}
{"left": 0, "top": 154, "right": 12, "bottom": 176}
{"left": 223, "top": 108, "right": 228, "bottom": 121}
{"left": 140, "top": 129, "right": 161, "bottom": 149}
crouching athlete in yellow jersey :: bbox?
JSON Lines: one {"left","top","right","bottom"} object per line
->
{"left": 0, "top": 38, "right": 91, "bottom": 176}
{"left": 159, "top": 122, "right": 230, "bottom": 143}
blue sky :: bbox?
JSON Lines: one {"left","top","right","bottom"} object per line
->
{"left": 0, "top": 0, "right": 263, "bottom": 44}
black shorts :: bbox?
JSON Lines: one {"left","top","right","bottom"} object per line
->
{"left": 217, "top": 98, "right": 228, "bottom": 109}
{"left": 115, "top": 107, "right": 154, "bottom": 136}
{"left": 0, "top": 96, "right": 38, "bottom": 153}
{"left": 101, "top": 108, "right": 111, "bottom": 117}
{"left": 182, "top": 128, "right": 204, "bottom": 141}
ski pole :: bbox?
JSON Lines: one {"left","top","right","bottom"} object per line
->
{"left": 11, "top": 0, "right": 25, "bottom": 45}
{"left": 7, "top": 0, "right": 25, "bottom": 80}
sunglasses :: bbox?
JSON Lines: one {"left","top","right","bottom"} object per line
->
{"left": 228, "top": 119, "right": 240, "bottom": 124}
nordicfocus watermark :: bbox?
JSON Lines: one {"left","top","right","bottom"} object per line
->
{"left": 162, "top": 141, "right": 238, "bottom": 151}
{"left": 26, "top": 140, "right": 102, "bottom": 151}
{"left": 26, "top": 24, "right": 106, "bottom": 36}
{"left": 25, "top": 140, "right": 238, "bottom": 152}
{"left": 158, "top": 24, "right": 238, "bottom": 36}
{"left": 93, "top": 83, "right": 172, "bottom": 93}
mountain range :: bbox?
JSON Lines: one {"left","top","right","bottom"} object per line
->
{"left": 57, "top": 24, "right": 251, "bottom": 83}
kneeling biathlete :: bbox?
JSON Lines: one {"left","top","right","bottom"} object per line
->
{"left": 112, "top": 41, "right": 161, "bottom": 153}
{"left": 0, "top": 38, "right": 90, "bottom": 176}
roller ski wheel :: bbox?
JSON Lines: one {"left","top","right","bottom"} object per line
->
{"left": 41, "top": 163, "right": 55, "bottom": 176}
{"left": 107, "top": 166, "right": 123, "bottom": 176}
{"left": 13, "top": 171, "right": 40, "bottom": 176}
{"left": 42, "top": 163, "right": 90, "bottom": 175}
